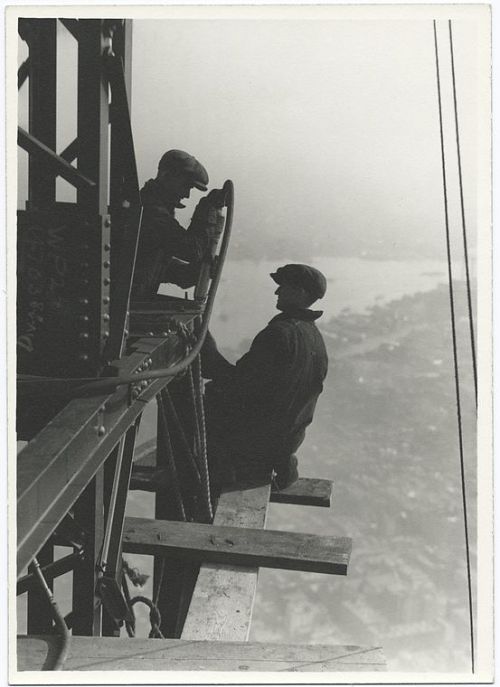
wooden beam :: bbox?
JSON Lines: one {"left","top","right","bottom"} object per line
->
{"left": 133, "top": 448, "right": 333, "bottom": 508}
{"left": 271, "top": 477, "right": 332, "bottom": 507}
{"left": 182, "top": 483, "right": 270, "bottom": 641}
{"left": 17, "top": 636, "right": 386, "bottom": 672}
{"left": 123, "top": 517, "right": 351, "bottom": 575}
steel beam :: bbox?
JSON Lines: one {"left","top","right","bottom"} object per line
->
{"left": 77, "top": 19, "right": 109, "bottom": 214}
{"left": 72, "top": 472, "right": 105, "bottom": 635}
{"left": 27, "top": 18, "right": 57, "bottom": 207}
{"left": 17, "top": 335, "right": 188, "bottom": 573}
{"left": 18, "top": 127, "right": 95, "bottom": 190}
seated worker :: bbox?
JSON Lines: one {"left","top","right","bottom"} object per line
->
{"left": 201, "top": 264, "right": 328, "bottom": 491}
{"left": 132, "top": 149, "right": 220, "bottom": 297}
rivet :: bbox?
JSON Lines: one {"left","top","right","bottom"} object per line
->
{"left": 79, "top": 332, "right": 89, "bottom": 340}
{"left": 161, "top": 331, "right": 169, "bottom": 337}
{"left": 103, "top": 313, "right": 110, "bottom": 322}
{"left": 131, "top": 389, "right": 139, "bottom": 400}
{"left": 124, "top": 329, "right": 129, "bottom": 336}
{"left": 79, "top": 298, "right": 89, "bottom": 306}
{"left": 104, "top": 243, "right": 111, "bottom": 251}
{"left": 141, "top": 380, "right": 148, "bottom": 389}
{"left": 79, "top": 353, "right": 89, "bottom": 362}
{"left": 104, "top": 278, "right": 111, "bottom": 286}
{"left": 147, "top": 358, "right": 153, "bottom": 366}
{"left": 103, "top": 331, "right": 110, "bottom": 338}
{"left": 103, "top": 260, "right": 110, "bottom": 268}
{"left": 97, "top": 425, "right": 106, "bottom": 436}
{"left": 79, "top": 315, "right": 89, "bottom": 323}
{"left": 148, "top": 331, "right": 154, "bottom": 337}
{"left": 81, "top": 279, "right": 90, "bottom": 287}
{"left": 104, "top": 217, "right": 111, "bottom": 228}
{"left": 103, "top": 296, "right": 110, "bottom": 305}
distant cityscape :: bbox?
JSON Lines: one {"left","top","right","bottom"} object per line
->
{"left": 249, "top": 283, "right": 477, "bottom": 672}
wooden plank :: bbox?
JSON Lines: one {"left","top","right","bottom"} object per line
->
{"left": 181, "top": 483, "right": 270, "bottom": 641}
{"left": 17, "top": 636, "right": 386, "bottom": 672}
{"left": 123, "top": 517, "right": 351, "bottom": 575}
{"left": 271, "top": 478, "right": 332, "bottom": 507}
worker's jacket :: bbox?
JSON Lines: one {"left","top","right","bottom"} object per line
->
{"left": 203, "top": 308, "right": 328, "bottom": 481}
{"left": 132, "top": 179, "right": 210, "bottom": 297}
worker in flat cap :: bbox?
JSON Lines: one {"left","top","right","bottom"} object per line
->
{"left": 133, "top": 149, "right": 222, "bottom": 296}
{"left": 202, "top": 263, "right": 328, "bottom": 492}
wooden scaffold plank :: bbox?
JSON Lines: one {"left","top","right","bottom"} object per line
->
{"left": 123, "top": 516, "right": 351, "bottom": 575}
{"left": 17, "top": 636, "right": 387, "bottom": 672}
{"left": 181, "top": 483, "right": 270, "bottom": 641}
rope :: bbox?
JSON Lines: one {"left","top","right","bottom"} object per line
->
{"left": 162, "top": 388, "right": 201, "bottom": 487}
{"left": 31, "top": 557, "right": 70, "bottom": 671}
{"left": 448, "top": 20, "right": 477, "bottom": 407}
{"left": 157, "top": 392, "right": 187, "bottom": 521}
{"left": 433, "top": 20, "right": 474, "bottom": 673}
{"left": 192, "top": 354, "right": 213, "bottom": 521}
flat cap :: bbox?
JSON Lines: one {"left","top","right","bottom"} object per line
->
{"left": 158, "top": 149, "right": 209, "bottom": 191}
{"left": 270, "top": 264, "right": 327, "bottom": 300}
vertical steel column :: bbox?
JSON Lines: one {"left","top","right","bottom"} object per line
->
{"left": 71, "top": 474, "right": 105, "bottom": 636}
{"left": 154, "top": 393, "right": 186, "bottom": 637}
{"left": 77, "top": 19, "right": 109, "bottom": 214}
{"left": 72, "top": 19, "right": 110, "bottom": 636}
{"left": 27, "top": 18, "right": 57, "bottom": 209}
{"left": 102, "top": 419, "right": 140, "bottom": 636}
{"left": 25, "top": 19, "right": 57, "bottom": 633}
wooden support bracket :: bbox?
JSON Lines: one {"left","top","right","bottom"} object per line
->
{"left": 123, "top": 516, "right": 351, "bottom": 575}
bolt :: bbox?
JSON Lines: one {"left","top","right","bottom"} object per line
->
{"left": 131, "top": 388, "right": 140, "bottom": 400}
{"left": 97, "top": 425, "right": 106, "bottom": 437}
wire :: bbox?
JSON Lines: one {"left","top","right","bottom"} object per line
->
{"left": 31, "top": 557, "right": 70, "bottom": 671}
{"left": 448, "top": 20, "right": 478, "bottom": 407}
{"left": 433, "top": 20, "right": 475, "bottom": 673}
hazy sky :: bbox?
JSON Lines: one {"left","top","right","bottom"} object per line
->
{"left": 17, "top": 7, "right": 488, "bottom": 261}
{"left": 127, "top": 13, "right": 484, "bottom": 259}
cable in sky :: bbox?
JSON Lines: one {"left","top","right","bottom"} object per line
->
{"left": 433, "top": 19, "right": 474, "bottom": 674}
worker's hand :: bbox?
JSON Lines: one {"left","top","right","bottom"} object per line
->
{"left": 204, "top": 188, "right": 226, "bottom": 208}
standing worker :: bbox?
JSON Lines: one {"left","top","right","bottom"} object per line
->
{"left": 132, "top": 149, "right": 223, "bottom": 297}
{"left": 202, "top": 264, "right": 328, "bottom": 491}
